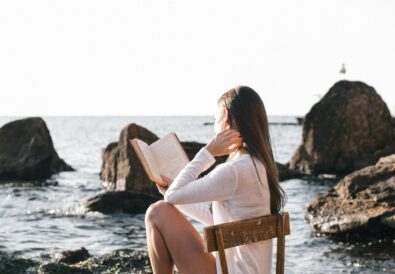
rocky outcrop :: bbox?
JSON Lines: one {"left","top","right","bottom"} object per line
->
{"left": 53, "top": 247, "right": 91, "bottom": 264}
{"left": 75, "top": 249, "right": 155, "bottom": 274}
{"left": 0, "top": 117, "right": 74, "bottom": 181}
{"left": 100, "top": 123, "right": 159, "bottom": 194}
{"left": 0, "top": 251, "right": 39, "bottom": 274}
{"left": 1, "top": 248, "right": 156, "bottom": 274}
{"left": 276, "top": 162, "right": 303, "bottom": 181}
{"left": 85, "top": 191, "right": 159, "bottom": 214}
{"left": 290, "top": 81, "right": 395, "bottom": 176}
{"left": 305, "top": 154, "right": 395, "bottom": 237}
{"left": 38, "top": 263, "right": 92, "bottom": 274}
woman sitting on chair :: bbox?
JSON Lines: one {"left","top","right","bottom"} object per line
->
{"left": 145, "top": 86, "right": 286, "bottom": 274}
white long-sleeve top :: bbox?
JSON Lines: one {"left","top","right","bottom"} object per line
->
{"left": 164, "top": 147, "right": 272, "bottom": 274}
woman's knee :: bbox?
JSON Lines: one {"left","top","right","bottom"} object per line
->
{"left": 145, "top": 200, "right": 175, "bottom": 226}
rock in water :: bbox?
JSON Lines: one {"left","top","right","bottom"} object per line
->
{"left": 305, "top": 154, "right": 395, "bottom": 237}
{"left": 276, "top": 162, "right": 303, "bottom": 181}
{"left": 0, "top": 251, "right": 39, "bottom": 274}
{"left": 290, "top": 81, "right": 395, "bottom": 175}
{"left": 0, "top": 117, "right": 73, "bottom": 181}
{"left": 85, "top": 191, "right": 159, "bottom": 214}
{"left": 38, "top": 263, "right": 92, "bottom": 274}
{"left": 100, "top": 123, "right": 160, "bottom": 194}
{"left": 85, "top": 249, "right": 153, "bottom": 273}
{"left": 53, "top": 247, "right": 90, "bottom": 264}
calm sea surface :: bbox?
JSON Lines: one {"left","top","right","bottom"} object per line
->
{"left": 0, "top": 116, "right": 393, "bottom": 274}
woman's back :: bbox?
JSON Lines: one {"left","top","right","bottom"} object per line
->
{"left": 212, "top": 154, "right": 272, "bottom": 274}
{"left": 166, "top": 147, "right": 272, "bottom": 274}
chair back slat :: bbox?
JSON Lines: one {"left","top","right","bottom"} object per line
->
{"left": 203, "top": 212, "right": 290, "bottom": 253}
{"left": 276, "top": 213, "right": 285, "bottom": 274}
{"left": 214, "top": 227, "right": 229, "bottom": 274}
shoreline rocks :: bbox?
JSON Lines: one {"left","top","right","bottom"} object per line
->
{"left": 290, "top": 81, "right": 395, "bottom": 176}
{"left": 100, "top": 123, "right": 159, "bottom": 194}
{"left": 85, "top": 191, "right": 160, "bottom": 214}
{"left": 305, "top": 154, "right": 395, "bottom": 239}
{"left": 0, "top": 248, "right": 155, "bottom": 274}
{"left": 0, "top": 117, "right": 74, "bottom": 182}
{"left": 53, "top": 247, "right": 91, "bottom": 264}
{"left": 0, "top": 251, "right": 39, "bottom": 274}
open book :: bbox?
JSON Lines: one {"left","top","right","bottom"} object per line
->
{"left": 130, "top": 132, "right": 190, "bottom": 186}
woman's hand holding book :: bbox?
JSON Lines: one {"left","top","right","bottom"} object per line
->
{"left": 156, "top": 175, "right": 173, "bottom": 195}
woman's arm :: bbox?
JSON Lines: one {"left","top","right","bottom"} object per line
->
{"left": 164, "top": 147, "right": 238, "bottom": 204}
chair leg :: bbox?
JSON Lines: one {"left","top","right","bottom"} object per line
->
{"left": 215, "top": 227, "right": 229, "bottom": 274}
{"left": 276, "top": 213, "right": 285, "bottom": 274}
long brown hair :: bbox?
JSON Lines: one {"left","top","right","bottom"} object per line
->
{"left": 218, "top": 86, "right": 286, "bottom": 214}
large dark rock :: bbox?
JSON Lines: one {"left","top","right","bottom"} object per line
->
{"left": 305, "top": 154, "right": 395, "bottom": 237}
{"left": 276, "top": 162, "right": 303, "bottom": 181}
{"left": 53, "top": 247, "right": 90, "bottom": 264}
{"left": 85, "top": 191, "right": 159, "bottom": 214}
{"left": 290, "top": 81, "right": 395, "bottom": 176}
{"left": 0, "top": 251, "right": 39, "bottom": 274}
{"left": 100, "top": 123, "right": 161, "bottom": 194}
{"left": 0, "top": 117, "right": 74, "bottom": 181}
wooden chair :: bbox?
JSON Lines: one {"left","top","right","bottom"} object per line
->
{"left": 203, "top": 212, "right": 290, "bottom": 274}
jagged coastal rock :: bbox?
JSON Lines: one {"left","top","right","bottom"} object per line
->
{"left": 53, "top": 247, "right": 91, "bottom": 264}
{"left": 305, "top": 154, "right": 395, "bottom": 237}
{"left": 0, "top": 117, "right": 74, "bottom": 181}
{"left": 100, "top": 123, "right": 159, "bottom": 194}
{"left": 290, "top": 81, "right": 395, "bottom": 176}
{"left": 85, "top": 191, "right": 160, "bottom": 214}
{"left": 0, "top": 251, "right": 39, "bottom": 274}
{"left": 1, "top": 248, "right": 155, "bottom": 274}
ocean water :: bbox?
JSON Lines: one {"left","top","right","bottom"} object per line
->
{"left": 0, "top": 116, "right": 394, "bottom": 274}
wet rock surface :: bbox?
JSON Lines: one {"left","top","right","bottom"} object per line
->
{"left": 85, "top": 191, "right": 159, "bottom": 214}
{"left": 53, "top": 247, "right": 91, "bottom": 264}
{"left": 0, "top": 117, "right": 73, "bottom": 182}
{"left": 1, "top": 249, "right": 156, "bottom": 274}
{"left": 305, "top": 154, "right": 395, "bottom": 238}
{"left": 290, "top": 81, "right": 395, "bottom": 176}
{"left": 0, "top": 251, "right": 39, "bottom": 274}
{"left": 100, "top": 123, "right": 159, "bottom": 194}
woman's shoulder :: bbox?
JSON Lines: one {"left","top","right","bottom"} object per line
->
{"left": 226, "top": 154, "right": 268, "bottom": 175}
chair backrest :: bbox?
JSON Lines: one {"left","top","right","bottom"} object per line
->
{"left": 203, "top": 212, "right": 290, "bottom": 274}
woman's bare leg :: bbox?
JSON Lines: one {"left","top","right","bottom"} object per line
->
{"left": 145, "top": 200, "right": 216, "bottom": 274}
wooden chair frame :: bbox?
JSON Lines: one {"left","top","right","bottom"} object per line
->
{"left": 203, "top": 212, "right": 290, "bottom": 274}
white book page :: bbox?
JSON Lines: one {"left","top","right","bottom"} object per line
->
{"left": 149, "top": 133, "right": 189, "bottom": 181}
{"left": 135, "top": 139, "right": 161, "bottom": 183}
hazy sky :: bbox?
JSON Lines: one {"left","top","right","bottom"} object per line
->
{"left": 1, "top": 0, "right": 394, "bottom": 116}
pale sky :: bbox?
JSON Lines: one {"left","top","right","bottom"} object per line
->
{"left": 0, "top": 0, "right": 394, "bottom": 116}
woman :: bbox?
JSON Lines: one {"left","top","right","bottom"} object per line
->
{"left": 145, "top": 86, "right": 286, "bottom": 274}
